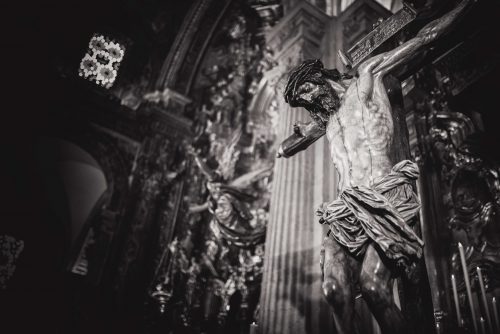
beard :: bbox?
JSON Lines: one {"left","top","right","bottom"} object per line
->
{"left": 304, "top": 91, "right": 340, "bottom": 129}
{"left": 306, "top": 105, "right": 330, "bottom": 129}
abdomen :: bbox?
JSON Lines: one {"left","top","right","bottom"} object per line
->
{"left": 327, "top": 77, "right": 394, "bottom": 191}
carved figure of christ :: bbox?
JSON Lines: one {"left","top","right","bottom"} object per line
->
{"left": 281, "top": 1, "right": 473, "bottom": 333}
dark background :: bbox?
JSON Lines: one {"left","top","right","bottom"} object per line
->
{"left": 1, "top": 1, "right": 192, "bottom": 332}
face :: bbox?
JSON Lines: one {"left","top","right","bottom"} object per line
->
{"left": 207, "top": 182, "right": 222, "bottom": 199}
{"left": 295, "top": 80, "right": 340, "bottom": 126}
{"left": 296, "top": 81, "right": 323, "bottom": 104}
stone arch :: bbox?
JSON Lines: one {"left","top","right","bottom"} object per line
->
{"left": 40, "top": 127, "right": 134, "bottom": 282}
{"left": 60, "top": 129, "right": 131, "bottom": 211}
{"left": 155, "top": 0, "right": 233, "bottom": 95}
{"left": 37, "top": 138, "right": 108, "bottom": 249}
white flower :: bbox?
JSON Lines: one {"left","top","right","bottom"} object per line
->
{"left": 89, "top": 35, "right": 108, "bottom": 52}
{"left": 93, "top": 49, "right": 112, "bottom": 66}
{"left": 79, "top": 54, "right": 98, "bottom": 77}
{"left": 107, "top": 41, "right": 125, "bottom": 62}
{"left": 96, "top": 64, "right": 117, "bottom": 87}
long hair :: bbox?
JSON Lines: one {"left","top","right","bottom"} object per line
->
{"left": 284, "top": 59, "right": 350, "bottom": 107}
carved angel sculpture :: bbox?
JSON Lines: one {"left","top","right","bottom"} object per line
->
{"left": 187, "top": 129, "right": 271, "bottom": 248}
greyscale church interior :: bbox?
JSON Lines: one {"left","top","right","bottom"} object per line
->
{"left": 2, "top": 0, "right": 500, "bottom": 333}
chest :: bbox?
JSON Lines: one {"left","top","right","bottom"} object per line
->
{"left": 326, "top": 87, "right": 394, "bottom": 148}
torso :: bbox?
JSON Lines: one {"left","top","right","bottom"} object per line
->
{"left": 326, "top": 74, "right": 395, "bottom": 192}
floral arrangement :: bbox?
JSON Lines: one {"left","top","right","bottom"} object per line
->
{"left": 78, "top": 34, "right": 125, "bottom": 88}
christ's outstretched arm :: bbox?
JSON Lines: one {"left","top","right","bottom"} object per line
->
{"left": 366, "top": 0, "right": 472, "bottom": 77}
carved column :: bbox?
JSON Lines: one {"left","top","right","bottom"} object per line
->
{"left": 259, "top": 105, "right": 337, "bottom": 334}
{"left": 258, "top": 3, "right": 337, "bottom": 333}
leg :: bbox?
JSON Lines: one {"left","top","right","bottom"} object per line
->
{"left": 320, "top": 236, "right": 360, "bottom": 334}
{"left": 360, "top": 244, "right": 407, "bottom": 334}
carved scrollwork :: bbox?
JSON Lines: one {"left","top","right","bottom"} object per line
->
{"left": 427, "top": 99, "right": 500, "bottom": 291}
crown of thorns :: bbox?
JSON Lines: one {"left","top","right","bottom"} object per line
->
{"left": 284, "top": 59, "right": 350, "bottom": 107}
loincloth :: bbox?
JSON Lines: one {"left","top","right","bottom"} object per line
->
{"left": 316, "top": 160, "right": 424, "bottom": 267}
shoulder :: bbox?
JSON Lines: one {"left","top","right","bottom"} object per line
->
{"left": 357, "top": 53, "right": 385, "bottom": 76}
{"left": 340, "top": 80, "right": 358, "bottom": 104}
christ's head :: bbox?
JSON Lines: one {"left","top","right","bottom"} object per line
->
{"left": 284, "top": 59, "right": 351, "bottom": 128}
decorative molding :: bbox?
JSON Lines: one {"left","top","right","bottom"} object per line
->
{"left": 156, "top": 0, "right": 213, "bottom": 90}
{"left": 182, "top": 0, "right": 234, "bottom": 95}
{"left": 143, "top": 87, "right": 193, "bottom": 116}
{"left": 266, "top": 0, "right": 329, "bottom": 59}
{"left": 263, "top": 0, "right": 330, "bottom": 94}
{"left": 147, "top": 106, "right": 193, "bottom": 138}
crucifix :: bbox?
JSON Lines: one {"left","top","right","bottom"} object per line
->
{"left": 277, "top": 1, "right": 474, "bottom": 333}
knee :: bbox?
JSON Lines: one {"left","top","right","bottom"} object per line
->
{"left": 322, "top": 279, "right": 349, "bottom": 308}
{"left": 359, "top": 274, "right": 387, "bottom": 304}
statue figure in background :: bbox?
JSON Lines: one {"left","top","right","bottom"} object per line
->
{"left": 280, "top": 1, "right": 473, "bottom": 333}
{"left": 187, "top": 130, "right": 271, "bottom": 248}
